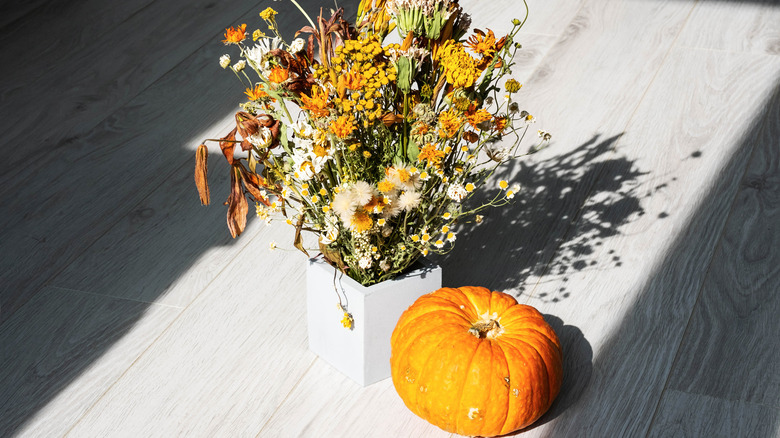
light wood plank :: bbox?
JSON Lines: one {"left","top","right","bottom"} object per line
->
{"left": 663, "top": 81, "right": 780, "bottom": 407}
{"left": 647, "top": 390, "right": 780, "bottom": 438}
{"left": 64, "top": 228, "right": 316, "bottom": 437}
{"left": 510, "top": 49, "right": 780, "bottom": 437}
{"left": 257, "top": 360, "right": 450, "bottom": 438}
{"left": 0, "top": 286, "right": 181, "bottom": 437}
{"left": 437, "top": 0, "right": 696, "bottom": 293}
{"left": 678, "top": 0, "right": 780, "bottom": 55}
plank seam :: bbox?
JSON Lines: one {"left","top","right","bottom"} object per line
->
{"left": 254, "top": 359, "right": 318, "bottom": 438}
{"left": 47, "top": 286, "right": 185, "bottom": 309}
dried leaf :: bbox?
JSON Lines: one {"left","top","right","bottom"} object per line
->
{"left": 220, "top": 128, "right": 238, "bottom": 164}
{"left": 226, "top": 164, "right": 248, "bottom": 238}
{"left": 194, "top": 144, "right": 210, "bottom": 205}
{"left": 319, "top": 239, "right": 347, "bottom": 271}
{"left": 463, "top": 131, "right": 479, "bottom": 143}
{"left": 293, "top": 214, "right": 309, "bottom": 257}
{"left": 239, "top": 164, "right": 271, "bottom": 206}
{"left": 380, "top": 112, "right": 404, "bottom": 127}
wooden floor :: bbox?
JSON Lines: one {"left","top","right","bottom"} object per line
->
{"left": 1, "top": 0, "right": 778, "bottom": 436}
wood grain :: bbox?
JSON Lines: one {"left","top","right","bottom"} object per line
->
{"left": 0, "top": 286, "right": 180, "bottom": 437}
{"left": 257, "top": 360, "right": 451, "bottom": 438}
{"left": 647, "top": 390, "right": 780, "bottom": 438}
{"left": 509, "top": 48, "right": 780, "bottom": 437}
{"left": 663, "top": 79, "right": 780, "bottom": 408}
{"left": 438, "top": 0, "right": 696, "bottom": 293}
{"left": 64, "top": 229, "right": 316, "bottom": 437}
{"left": 0, "top": 0, "right": 155, "bottom": 97}
{"left": 0, "top": 0, "right": 266, "bottom": 191}
{"left": 0, "top": 2, "right": 289, "bottom": 323}
{"left": 48, "top": 130, "right": 266, "bottom": 307}
{"left": 677, "top": 0, "right": 780, "bottom": 55}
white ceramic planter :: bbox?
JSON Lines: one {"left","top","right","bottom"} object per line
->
{"left": 306, "top": 257, "right": 442, "bottom": 386}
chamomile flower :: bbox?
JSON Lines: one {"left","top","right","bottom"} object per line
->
{"left": 447, "top": 184, "right": 468, "bottom": 202}
{"left": 506, "top": 184, "right": 521, "bottom": 199}
{"left": 219, "top": 54, "right": 231, "bottom": 68}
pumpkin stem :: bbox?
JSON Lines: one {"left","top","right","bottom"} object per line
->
{"left": 469, "top": 319, "right": 503, "bottom": 339}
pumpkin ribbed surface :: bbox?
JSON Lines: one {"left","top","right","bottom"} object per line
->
{"left": 390, "top": 286, "right": 563, "bottom": 437}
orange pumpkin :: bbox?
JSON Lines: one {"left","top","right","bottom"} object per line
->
{"left": 390, "top": 286, "right": 563, "bottom": 437}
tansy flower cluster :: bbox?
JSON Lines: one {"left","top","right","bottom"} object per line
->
{"left": 195, "top": 0, "right": 550, "bottom": 286}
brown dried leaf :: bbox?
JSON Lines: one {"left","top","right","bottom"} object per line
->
{"left": 195, "top": 144, "right": 210, "bottom": 205}
{"left": 380, "top": 112, "right": 404, "bottom": 127}
{"left": 226, "top": 164, "right": 248, "bottom": 238}
{"left": 239, "top": 164, "right": 271, "bottom": 206}
{"left": 293, "top": 214, "right": 309, "bottom": 257}
{"left": 220, "top": 128, "right": 238, "bottom": 164}
{"left": 319, "top": 239, "right": 346, "bottom": 271}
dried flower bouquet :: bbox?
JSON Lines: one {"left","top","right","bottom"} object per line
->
{"left": 195, "top": 0, "right": 550, "bottom": 286}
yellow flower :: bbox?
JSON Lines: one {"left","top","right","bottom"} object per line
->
{"left": 441, "top": 225, "right": 450, "bottom": 234}
{"left": 259, "top": 7, "right": 278, "bottom": 21}
{"left": 330, "top": 115, "right": 357, "bottom": 139}
{"left": 252, "top": 29, "right": 266, "bottom": 41}
{"left": 222, "top": 24, "right": 247, "bottom": 45}
{"left": 505, "top": 79, "right": 522, "bottom": 93}
{"left": 349, "top": 210, "right": 373, "bottom": 233}
{"left": 437, "top": 41, "right": 481, "bottom": 89}
{"left": 499, "top": 180, "right": 508, "bottom": 189}
{"left": 411, "top": 235, "right": 420, "bottom": 242}
{"left": 438, "top": 109, "right": 462, "bottom": 139}
{"left": 319, "top": 188, "right": 328, "bottom": 196}
{"left": 465, "top": 183, "right": 475, "bottom": 192}
{"left": 378, "top": 179, "right": 395, "bottom": 193}
{"left": 340, "top": 311, "right": 354, "bottom": 329}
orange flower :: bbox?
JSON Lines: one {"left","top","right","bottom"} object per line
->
{"left": 245, "top": 84, "right": 270, "bottom": 101}
{"left": 494, "top": 116, "right": 509, "bottom": 133}
{"left": 343, "top": 69, "right": 368, "bottom": 91}
{"left": 330, "top": 115, "right": 356, "bottom": 139}
{"left": 268, "top": 66, "right": 289, "bottom": 84}
{"left": 466, "top": 107, "right": 492, "bottom": 129}
{"left": 418, "top": 143, "right": 445, "bottom": 167}
{"left": 300, "top": 85, "right": 331, "bottom": 118}
{"left": 223, "top": 24, "right": 247, "bottom": 45}
{"left": 437, "top": 109, "right": 462, "bottom": 139}
{"left": 465, "top": 29, "right": 498, "bottom": 57}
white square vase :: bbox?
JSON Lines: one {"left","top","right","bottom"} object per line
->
{"left": 306, "top": 257, "right": 442, "bottom": 386}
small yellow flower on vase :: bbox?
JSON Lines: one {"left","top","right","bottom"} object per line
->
{"left": 338, "top": 304, "right": 354, "bottom": 330}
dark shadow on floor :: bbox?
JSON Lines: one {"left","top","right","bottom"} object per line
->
{"left": 531, "top": 80, "right": 780, "bottom": 437}
{"left": 0, "top": 0, "right": 352, "bottom": 435}
{"left": 433, "top": 132, "right": 664, "bottom": 302}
